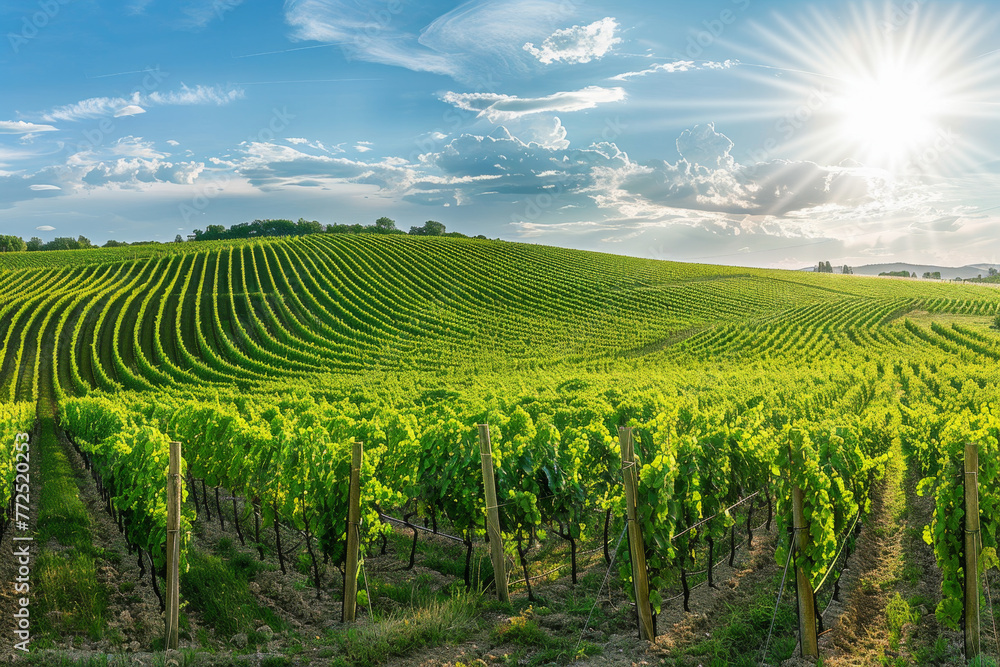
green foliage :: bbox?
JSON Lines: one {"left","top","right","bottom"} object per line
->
{"left": 885, "top": 593, "right": 912, "bottom": 636}
{"left": 409, "top": 220, "right": 446, "bottom": 236}
{"left": 0, "top": 234, "right": 26, "bottom": 252}
{"left": 5, "top": 233, "right": 1000, "bottom": 652}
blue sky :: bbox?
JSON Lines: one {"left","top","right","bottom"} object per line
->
{"left": 2, "top": 0, "right": 1000, "bottom": 268}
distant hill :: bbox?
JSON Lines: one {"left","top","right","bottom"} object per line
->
{"left": 803, "top": 262, "right": 1000, "bottom": 280}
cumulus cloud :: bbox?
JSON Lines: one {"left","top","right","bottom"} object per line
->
{"left": 675, "top": 123, "right": 734, "bottom": 169}
{"left": 39, "top": 84, "right": 244, "bottom": 122}
{"left": 233, "top": 142, "right": 417, "bottom": 191}
{"left": 166, "top": 139, "right": 180, "bottom": 146}
{"left": 405, "top": 126, "right": 627, "bottom": 207}
{"left": 81, "top": 158, "right": 205, "bottom": 187}
{"left": 441, "top": 86, "right": 625, "bottom": 122}
{"left": 523, "top": 17, "right": 621, "bottom": 64}
{"left": 593, "top": 123, "right": 893, "bottom": 218}
{"left": 0, "top": 120, "right": 58, "bottom": 134}
{"left": 404, "top": 120, "right": 894, "bottom": 224}
{"left": 611, "top": 59, "right": 737, "bottom": 81}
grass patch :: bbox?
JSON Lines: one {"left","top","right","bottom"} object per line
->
{"left": 181, "top": 549, "right": 287, "bottom": 641}
{"left": 333, "top": 590, "right": 481, "bottom": 665}
{"left": 31, "top": 410, "right": 112, "bottom": 645}
{"left": 32, "top": 550, "right": 110, "bottom": 642}
{"left": 662, "top": 583, "right": 798, "bottom": 666}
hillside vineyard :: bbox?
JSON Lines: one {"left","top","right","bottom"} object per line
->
{"left": 3, "top": 235, "right": 1000, "bottom": 657}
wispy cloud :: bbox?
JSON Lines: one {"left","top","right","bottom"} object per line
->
{"left": 285, "top": 0, "right": 598, "bottom": 82}
{"left": 441, "top": 86, "right": 626, "bottom": 122}
{"left": 126, "top": 0, "right": 154, "bottom": 15}
{"left": 285, "top": 0, "right": 456, "bottom": 76}
{"left": 39, "top": 84, "right": 244, "bottom": 122}
{"left": 147, "top": 84, "right": 243, "bottom": 106}
{"left": 523, "top": 17, "right": 621, "bottom": 64}
{"left": 611, "top": 59, "right": 737, "bottom": 81}
{"left": 115, "top": 105, "right": 147, "bottom": 117}
{"left": 181, "top": 0, "right": 245, "bottom": 29}
{"left": 0, "top": 120, "right": 58, "bottom": 134}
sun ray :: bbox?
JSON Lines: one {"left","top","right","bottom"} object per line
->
{"left": 723, "top": 2, "right": 1000, "bottom": 174}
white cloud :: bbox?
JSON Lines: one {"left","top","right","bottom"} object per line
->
{"left": 523, "top": 17, "right": 621, "bottom": 65}
{"left": 36, "top": 225, "right": 55, "bottom": 231}
{"left": 29, "top": 184, "right": 61, "bottom": 191}
{"left": 115, "top": 105, "right": 147, "bottom": 118}
{"left": 0, "top": 120, "right": 58, "bottom": 134}
{"left": 147, "top": 84, "right": 244, "bottom": 106}
{"left": 286, "top": 137, "right": 309, "bottom": 145}
{"left": 166, "top": 139, "right": 180, "bottom": 146}
{"left": 442, "top": 86, "right": 626, "bottom": 122}
{"left": 354, "top": 145, "right": 373, "bottom": 153}
{"left": 611, "top": 59, "right": 737, "bottom": 81}
{"left": 285, "top": 0, "right": 457, "bottom": 76}
{"left": 82, "top": 158, "right": 205, "bottom": 187}
{"left": 286, "top": 0, "right": 603, "bottom": 82}
{"left": 107, "top": 136, "right": 167, "bottom": 160}
{"left": 234, "top": 142, "right": 417, "bottom": 191}
{"left": 181, "top": 0, "right": 245, "bottom": 28}
{"left": 591, "top": 123, "right": 894, "bottom": 218}
{"left": 39, "top": 84, "right": 244, "bottom": 122}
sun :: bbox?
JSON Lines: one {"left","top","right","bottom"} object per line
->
{"left": 836, "top": 65, "right": 945, "bottom": 169}
{"left": 730, "top": 2, "right": 1000, "bottom": 175}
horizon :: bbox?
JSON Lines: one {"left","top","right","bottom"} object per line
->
{"left": 2, "top": 0, "right": 1000, "bottom": 270}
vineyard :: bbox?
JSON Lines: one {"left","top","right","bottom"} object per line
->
{"left": 2, "top": 234, "right": 1000, "bottom": 666}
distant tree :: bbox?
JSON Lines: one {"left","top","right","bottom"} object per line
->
{"left": 194, "top": 224, "right": 227, "bottom": 241}
{"left": 295, "top": 218, "right": 323, "bottom": 235}
{"left": 0, "top": 235, "right": 26, "bottom": 252}
{"left": 474, "top": 234, "right": 488, "bottom": 240}
{"left": 327, "top": 223, "right": 365, "bottom": 234}
{"left": 46, "top": 237, "right": 80, "bottom": 251}
{"left": 841, "top": 265, "right": 853, "bottom": 275}
{"left": 77, "top": 235, "right": 93, "bottom": 249}
{"left": 103, "top": 239, "right": 129, "bottom": 248}
{"left": 25, "top": 237, "right": 43, "bottom": 251}
{"left": 410, "top": 220, "right": 446, "bottom": 236}
{"left": 990, "top": 268, "right": 998, "bottom": 277}
{"left": 374, "top": 216, "right": 397, "bottom": 232}
{"left": 175, "top": 234, "right": 184, "bottom": 243}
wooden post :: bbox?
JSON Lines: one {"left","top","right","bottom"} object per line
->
{"left": 478, "top": 424, "right": 509, "bottom": 603}
{"left": 342, "top": 442, "right": 363, "bottom": 622}
{"left": 165, "top": 441, "right": 181, "bottom": 650}
{"left": 964, "top": 442, "right": 981, "bottom": 662}
{"left": 619, "top": 427, "right": 655, "bottom": 641}
{"left": 790, "top": 437, "right": 819, "bottom": 659}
